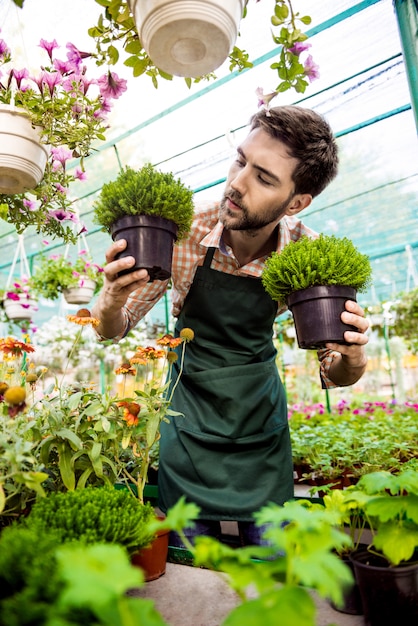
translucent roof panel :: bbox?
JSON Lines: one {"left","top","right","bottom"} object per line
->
{"left": 0, "top": 0, "right": 416, "bottom": 329}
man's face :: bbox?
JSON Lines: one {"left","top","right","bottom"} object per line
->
{"left": 220, "top": 128, "right": 300, "bottom": 231}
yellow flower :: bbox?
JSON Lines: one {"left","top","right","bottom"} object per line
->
{"left": 167, "top": 351, "right": 178, "bottom": 364}
{"left": 4, "top": 386, "right": 26, "bottom": 405}
{"left": 180, "top": 328, "right": 194, "bottom": 342}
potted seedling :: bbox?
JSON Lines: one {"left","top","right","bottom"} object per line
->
{"left": 93, "top": 164, "right": 194, "bottom": 281}
{"left": 343, "top": 468, "right": 418, "bottom": 626}
{"left": 261, "top": 234, "right": 372, "bottom": 349}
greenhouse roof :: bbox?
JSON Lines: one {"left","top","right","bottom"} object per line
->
{"left": 0, "top": 0, "right": 417, "bottom": 329}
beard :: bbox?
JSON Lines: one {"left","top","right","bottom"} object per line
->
{"left": 219, "top": 189, "right": 294, "bottom": 231}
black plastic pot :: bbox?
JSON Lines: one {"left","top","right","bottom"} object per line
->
{"left": 111, "top": 214, "right": 178, "bottom": 282}
{"left": 350, "top": 548, "right": 418, "bottom": 626}
{"left": 286, "top": 285, "right": 358, "bottom": 349}
{"left": 330, "top": 555, "right": 363, "bottom": 615}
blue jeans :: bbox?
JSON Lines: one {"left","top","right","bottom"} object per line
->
{"left": 169, "top": 519, "right": 272, "bottom": 548}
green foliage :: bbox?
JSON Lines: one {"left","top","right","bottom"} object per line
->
{"left": 0, "top": 525, "right": 65, "bottom": 625}
{"left": 392, "top": 287, "right": 418, "bottom": 355}
{"left": 289, "top": 400, "right": 418, "bottom": 484}
{"left": 0, "top": 524, "right": 167, "bottom": 626}
{"left": 25, "top": 486, "right": 156, "bottom": 553}
{"left": 32, "top": 385, "right": 124, "bottom": 492}
{"left": 192, "top": 498, "right": 353, "bottom": 622}
{"left": 0, "top": 410, "right": 48, "bottom": 522}
{"left": 343, "top": 468, "right": 418, "bottom": 566}
{"left": 262, "top": 234, "right": 373, "bottom": 305}
{"left": 93, "top": 164, "right": 195, "bottom": 239}
{"left": 30, "top": 253, "right": 104, "bottom": 301}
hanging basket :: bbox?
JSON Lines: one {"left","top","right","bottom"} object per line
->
{"left": 129, "top": 0, "right": 245, "bottom": 77}
{"left": 63, "top": 278, "right": 97, "bottom": 305}
{"left": 0, "top": 104, "right": 49, "bottom": 194}
{"left": 3, "top": 296, "right": 37, "bottom": 322}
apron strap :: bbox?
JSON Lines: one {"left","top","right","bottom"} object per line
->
{"left": 203, "top": 247, "right": 216, "bottom": 268}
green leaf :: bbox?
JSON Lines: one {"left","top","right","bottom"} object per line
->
{"left": 223, "top": 586, "right": 316, "bottom": 626}
{"left": 57, "top": 444, "right": 76, "bottom": 490}
{"left": 373, "top": 523, "right": 418, "bottom": 565}
{"left": 55, "top": 428, "right": 83, "bottom": 450}
{"left": 56, "top": 543, "right": 144, "bottom": 608}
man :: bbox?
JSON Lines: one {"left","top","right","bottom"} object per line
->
{"left": 92, "top": 105, "right": 369, "bottom": 547}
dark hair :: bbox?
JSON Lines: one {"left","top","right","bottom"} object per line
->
{"left": 249, "top": 105, "right": 339, "bottom": 197}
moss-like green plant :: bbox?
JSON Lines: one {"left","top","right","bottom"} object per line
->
{"left": 262, "top": 234, "right": 372, "bottom": 305}
{"left": 93, "top": 164, "right": 195, "bottom": 240}
{"left": 25, "top": 486, "right": 156, "bottom": 554}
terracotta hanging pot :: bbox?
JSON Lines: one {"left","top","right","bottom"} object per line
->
{"left": 3, "top": 296, "right": 37, "bottom": 322}
{"left": 128, "top": 0, "right": 245, "bottom": 77}
{"left": 0, "top": 104, "right": 49, "bottom": 194}
{"left": 63, "top": 278, "right": 97, "bottom": 305}
{"left": 287, "top": 285, "right": 358, "bottom": 350}
{"left": 111, "top": 214, "right": 178, "bottom": 282}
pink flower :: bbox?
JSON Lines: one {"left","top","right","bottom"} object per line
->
{"left": 39, "top": 39, "right": 59, "bottom": 62}
{"left": 97, "top": 71, "right": 128, "bottom": 99}
{"left": 75, "top": 168, "right": 87, "bottom": 181}
{"left": 304, "top": 55, "right": 320, "bottom": 83}
{"left": 289, "top": 42, "right": 311, "bottom": 56}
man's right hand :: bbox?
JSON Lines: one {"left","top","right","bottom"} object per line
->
{"left": 91, "top": 239, "right": 150, "bottom": 339}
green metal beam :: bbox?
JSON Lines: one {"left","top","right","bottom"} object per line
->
{"left": 393, "top": 0, "right": 418, "bottom": 130}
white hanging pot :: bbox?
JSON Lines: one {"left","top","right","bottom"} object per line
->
{"left": 129, "top": 0, "right": 245, "bottom": 77}
{"left": 0, "top": 104, "right": 49, "bottom": 194}
{"left": 3, "top": 296, "right": 37, "bottom": 322}
{"left": 63, "top": 278, "right": 97, "bottom": 305}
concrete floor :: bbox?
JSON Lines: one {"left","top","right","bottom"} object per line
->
{"left": 132, "top": 562, "right": 365, "bottom": 626}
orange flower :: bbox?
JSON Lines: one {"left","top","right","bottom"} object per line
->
{"left": 157, "top": 334, "right": 183, "bottom": 349}
{"left": 118, "top": 400, "right": 141, "bottom": 426}
{"left": 115, "top": 363, "right": 136, "bottom": 376}
{"left": 67, "top": 309, "right": 100, "bottom": 327}
{"left": 0, "top": 337, "right": 35, "bottom": 356}
{"left": 135, "top": 346, "right": 165, "bottom": 360}
{"left": 129, "top": 353, "right": 147, "bottom": 366}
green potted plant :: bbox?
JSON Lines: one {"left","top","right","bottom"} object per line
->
{"left": 93, "top": 163, "right": 194, "bottom": 281}
{"left": 343, "top": 468, "right": 418, "bottom": 626}
{"left": 30, "top": 250, "right": 104, "bottom": 304}
{"left": 261, "top": 234, "right": 372, "bottom": 349}
{"left": 0, "top": 35, "right": 127, "bottom": 243}
{"left": 24, "top": 486, "right": 157, "bottom": 554}
{"left": 392, "top": 287, "right": 418, "bottom": 355}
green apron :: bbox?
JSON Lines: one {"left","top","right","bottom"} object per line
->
{"left": 158, "top": 247, "right": 293, "bottom": 520}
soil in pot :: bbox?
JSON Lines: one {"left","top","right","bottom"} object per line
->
{"left": 350, "top": 547, "right": 418, "bottom": 626}
{"left": 287, "top": 285, "right": 358, "bottom": 349}
{"left": 111, "top": 215, "right": 178, "bottom": 282}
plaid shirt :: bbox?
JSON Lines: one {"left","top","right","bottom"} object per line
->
{"left": 118, "top": 202, "right": 338, "bottom": 387}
